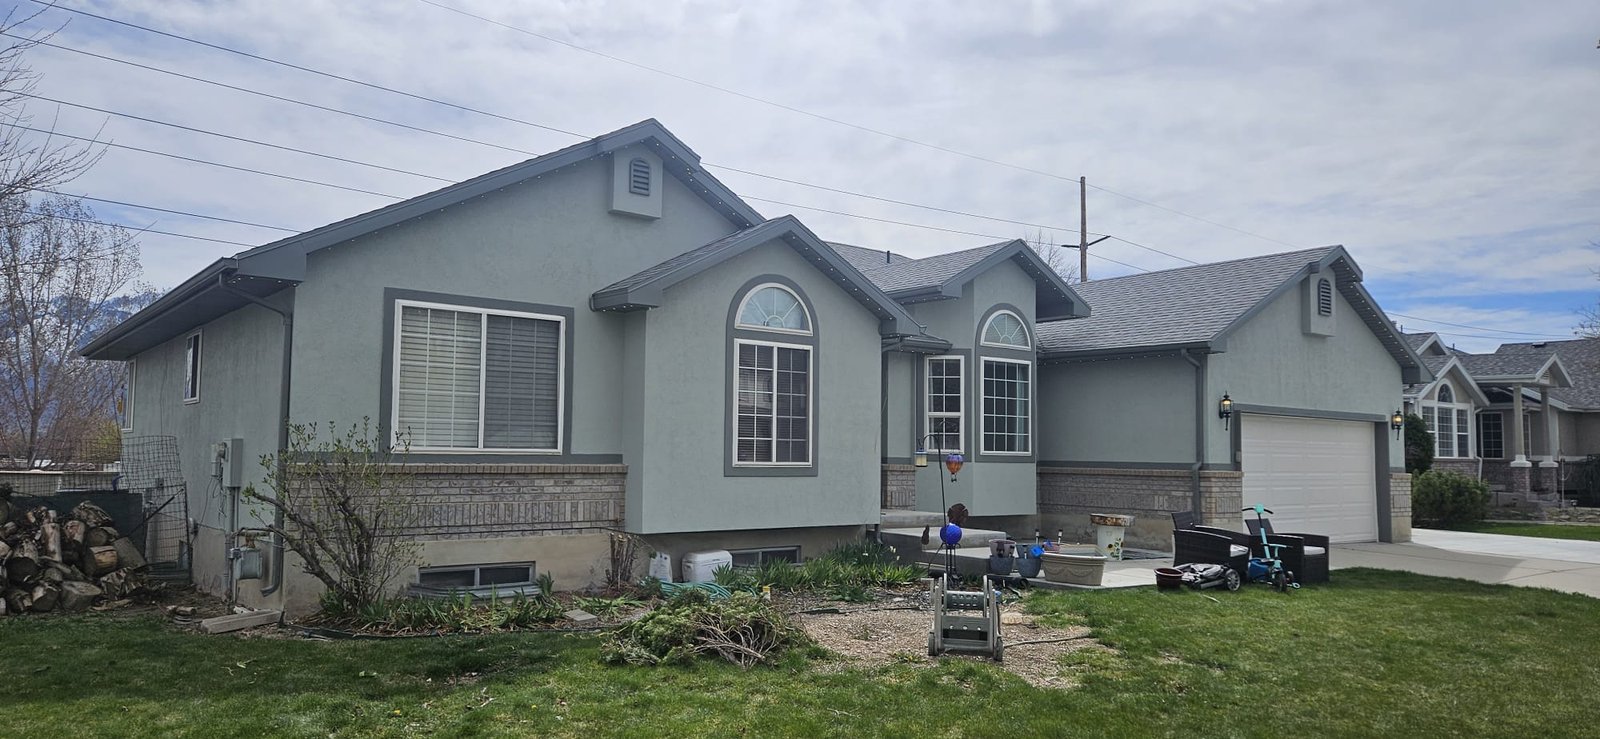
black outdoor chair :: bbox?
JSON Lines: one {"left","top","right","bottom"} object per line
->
{"left": 1245, "top": 518, "right": 1330, "bottom": 584}
{"left": 1171, "top": 511, "right": 1249, "bottom": 578}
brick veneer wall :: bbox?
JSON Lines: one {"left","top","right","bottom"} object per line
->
{"left": 1038, "top": 466, "right": 1244, "bottom": 550}
{"left": 1389, "top": 472, "right": 1412, "bottom": 543}
{"left": 1431, "top": 459, "right": 1479, "bottom": 478}
{"left": 373, "top": 464, "right": 626, "bottom": 541}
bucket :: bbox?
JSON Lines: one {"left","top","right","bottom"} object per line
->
{"left": 1154, "top": 567, "right": 1185, "bottom": 590}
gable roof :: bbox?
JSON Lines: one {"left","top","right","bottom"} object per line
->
{"left": 82, "top": 119, "right": 764, "bottom": 360}
{"left": 828, "top": 241, "right": 912, "bottom": 273}
{"left": 856, "top": 240, "right": 1090, "bottom": 321}
{"left": 1495, "top": 338, "right": 1600, "bottom": 410}
{"left": 1454, "top": 351, "right": 1572, "bottom": 387}
{"left": 1403, "top": 331, "right": 1450, "bottom": 356}
{"left": 1035, "top": 245, "right": 1428, "bottom": 383}
{"left": 1404, "top": 354, "right": 1491, "bottom": 405}
{"left": 591, "top": 216, "right": 929, "bottom": 339}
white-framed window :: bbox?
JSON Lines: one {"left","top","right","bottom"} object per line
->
{"left": 733, "top": 339, "right": 812, "bottom": 465}
{"left": 392, "top": 300, "right": 564, "bottom": 452}
{"left": 981, "top": 357, "right": 1031, "bottom": 454}
{"left": 1478, "top": 412, "right": 1504, "bottom": 459}
{"left": 736, "top": 284, "right": 811, "bottom": 334}
{"left": 980, "top": 310, "right": 1031, "bottom": 349}
{"left": 1420, "top": 380, "right": 1472, "bottom": 458}
{"left": 118, "top": 360, "right": 135, "bottom": 431}
{"left": 183, "top": 332, "right": 202, "bottom": 403}
{"left": 925, "top": 355, "right": 964, "bottom": 453}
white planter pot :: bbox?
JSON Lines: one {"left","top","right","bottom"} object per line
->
{"left": 1040, "top": 552, "right": 1107, "bottom": 586}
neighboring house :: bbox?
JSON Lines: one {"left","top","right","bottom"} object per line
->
{"left": 1400, "top": 332, "right": 1575, "bottom": 499}
{"left": 1031, "top": 247, "right": 1428, "bottom": 548}
{"left": 82, "top": 119, "right": 1422, "bottom": 612}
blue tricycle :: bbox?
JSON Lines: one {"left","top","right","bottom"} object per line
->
{"left": 1242, "top": 505, "right": 1299, "bottom": 592}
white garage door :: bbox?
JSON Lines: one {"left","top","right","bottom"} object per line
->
{"left": 1240, "top": 414, "right": 1378, "bottom": 543}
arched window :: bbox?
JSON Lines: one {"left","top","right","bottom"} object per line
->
{"left": 628, "top": 157, "right": 651, "bottom": 196}
{"left": 1420, "top": 380, "right": 1471, "bottom": 459}
{"left": 1436, "top": 383, "right": 1454, "bottom": 403}
{"left": 736, "top": 285, "right": 811, "bottom": 334}
{"left": 980, "top": 310, "right": 1030, "bottom": 349}
{"left": 731, "top": 282, "right": 814, "bottom": 468}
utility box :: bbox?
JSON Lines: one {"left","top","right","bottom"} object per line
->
{"left": 681, "top": 550, "right": 732, "bottom": 583}
{"left": 216, "top": 438, "right": 245, "bottom": 489}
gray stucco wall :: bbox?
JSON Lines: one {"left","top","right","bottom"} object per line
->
{"left": 1206, "top": 279, "right": 1405, "bottom": 467}
{"left": 124, "top": 291, "right": 290, "bottom": 597}
{"left": 883, "top": 352, "right": 914, "bottom": 462}
{"left": 288, "top": 155, "right": 739, "bottom": 457}
{"left": 1037, "top": 355, "right": 1197, "bottom": 464}
{"left": 628, "top": 239, "right": 883, "bottom": 533}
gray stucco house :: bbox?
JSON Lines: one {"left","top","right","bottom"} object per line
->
{"left": 83, "top": 119, "right": 1423, "bottom": 612}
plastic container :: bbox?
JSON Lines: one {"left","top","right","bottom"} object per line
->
{"left": 681, "top": 550, "right": 732, "bottom": 583}
{"left": 1154, "top": 567, "right": 1185, "bottom": 590}
{"left": 1016, "top": 555, "right": 1043, "bottom": 578}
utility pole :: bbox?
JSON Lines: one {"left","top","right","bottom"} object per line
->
{"left": 1079, "top": 176, "right": 1088, "bottom": 282}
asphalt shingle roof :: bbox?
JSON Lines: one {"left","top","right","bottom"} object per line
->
{"left": 1454, "top": 352, "right": 1556, "bottom": 380}
{"left": 1035, "top": 247, "right": 1333, "bottom": 354}
{"left": 1496, "top": 338, "right": 1600, "bottom": 410}
{"left": 593, "top": 224, "right": 766, "bottom": 297}
{"left": 1403, "top": 331, "right": 1438, "bottom": 350}
{"left": 858, "top": 241, "right": 1012, "bottom": 294}
{"left": 827, "top": 241, "right": 912, "bottom": 274}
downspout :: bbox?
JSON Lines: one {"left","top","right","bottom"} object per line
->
{"left": 1181, "top": 349, "right": 1205, "bottom": 520}
{"left": 217, "top": 273, "right": 291, "bottom": 596}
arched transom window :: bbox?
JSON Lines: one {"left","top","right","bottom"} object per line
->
{"left": 1420, "top": 380, "right": 1472, "bottom": 458}
{"left": 736, "top": 284, "right": 811, "bottom": 334}
{"left": 981, "top": 310, "right": 1030, "bottom": 349}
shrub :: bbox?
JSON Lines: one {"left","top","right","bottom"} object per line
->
{"left": 601, "top": 590, "right": 810, "bottom": 667}
{"left": 1405, "top": 413, "right": 1434, "bottom": 474}
{"left": 320, "top": 591, "right": 565, "bottom": 634}
{"left": 710, "top": 541, "right": 924, "bottom": 597}
{"left": 1412, "top": 470, "right": 1489, "bottom": 528}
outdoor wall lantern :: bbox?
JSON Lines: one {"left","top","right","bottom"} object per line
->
{"left": 1218, "top": 393, "right": 1234, "bottom": 430}
{"left": 1391, "top": 409, "right": 1405, "bottom": 439}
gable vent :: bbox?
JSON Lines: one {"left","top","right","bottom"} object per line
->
{"left": 1316, "top": 278, "right": 1333, "bottom": 316}
{"left": 628, "top": 157, "right": 651, "bottom": 196}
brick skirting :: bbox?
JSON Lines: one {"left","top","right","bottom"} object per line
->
{"left": 881, "top": 464, "right": 917, "bottom": 510}
{"left": 358, "top": 463, "right": 626, "bottom": 541}
{"left": 1038, "top": 466, "right": 1243, "bottom": 550}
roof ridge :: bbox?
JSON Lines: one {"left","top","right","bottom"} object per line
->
{"left": 1077, "top": 245, "right": 1335, "bottom": 286}
{"left": 864, "top": 238, "right": 1014, "bottom": 273}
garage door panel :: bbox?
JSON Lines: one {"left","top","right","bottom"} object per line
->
{"left": 1241, "top": 414, "right": 1378, "bottom": 544}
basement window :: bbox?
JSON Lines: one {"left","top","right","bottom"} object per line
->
{"left": 411, "top": 562, "right": 538, "bottom": 598}
{"left": 729, "top": 547, "right": 800, "bottom": 568}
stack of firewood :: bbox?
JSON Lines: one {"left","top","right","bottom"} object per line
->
{"left": 0, "top": 494, "right": 151, "bottom": 615}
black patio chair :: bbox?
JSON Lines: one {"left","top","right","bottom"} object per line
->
{"left": 1171, "top": 511, "right": 1249, "bottom": 577}
{"left": 1245, "top": 518, "right": 1330, "bottom": 584}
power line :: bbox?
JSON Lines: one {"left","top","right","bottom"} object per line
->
{"left": 7, "top": 123, "right": 405, "bottom": 199}
{"left": 22, "top": 208, "right": 257, "bottom": 247}
{"left": 1390, "top": 312, "right": 1571, "bottom": 338}
{"left": 44, "top": 191, "right": 300, "bottom": 232}
{"left": 1105, "top": 235, "right": 1199, "bottom": 266}
{"left": 1432, "top": 329, "right": 1574, "bottom": 342}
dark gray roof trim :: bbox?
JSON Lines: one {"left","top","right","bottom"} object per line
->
{"left": 859, "top": 240, "right": 1090, "bottom": 320}
{"left": 1456, "top": 352, "right": 1572, "bottom": 387}
{"left": 590, "top": 215, "right": 925, "bottom": 338}
{"left": 1402, "top": 355, "right": 1491, "bottom": 405}
{"left": 882, "top": 333, "right": 954, "bottom": 354}
{"left": 81, "top": 119, "right": 764, "bottom": 360}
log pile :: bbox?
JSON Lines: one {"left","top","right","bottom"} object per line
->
{"left": 0, "top": 494, "right": 151, "bottom": 615}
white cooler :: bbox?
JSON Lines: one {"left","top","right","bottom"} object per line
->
{"left": 681, "top": 550, "right": 733, "bottom": 583}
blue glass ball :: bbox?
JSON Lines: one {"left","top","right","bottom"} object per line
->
{"left": 940, "top": 523, "right": 963, "bottom": 547}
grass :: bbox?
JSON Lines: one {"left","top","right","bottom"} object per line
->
{"left": 1448, "top": 521, "right": 1600, "bottom": 542}
{"left": 2, "top": 569, "right": 1596, "bottom": 737}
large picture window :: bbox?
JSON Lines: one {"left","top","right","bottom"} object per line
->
{"left": 925, "top": 356, "right": 964, "bottom": 453}
{"left": 981, "top": 358, "right": 1031, "bottom": 454}
{"left": 1420, "top": 381, "right": 1472, "bottom": 458}
{"left": 734, "top": 340, "right": 811, "bottom": 464}
{"left": 393, "top": 301, "right": 564, "bottom": 452}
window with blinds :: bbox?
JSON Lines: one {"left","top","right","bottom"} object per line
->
{"left": 395, "top": 302, "right": 563, "bottom": 452}
{"left": 735, "top": 340, "right": 811, "bottom": 465}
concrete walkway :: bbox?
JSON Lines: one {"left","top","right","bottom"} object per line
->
{"left": 1334, "top": 529, "right": 1600, "bottom": 598}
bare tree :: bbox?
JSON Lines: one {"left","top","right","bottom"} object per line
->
{"left": 1578, "top": 241, "right": 1600, "bottom": 339}
{"left": 0, "top": 194, "right": 140, "bottom": 466}
{"left": 1025, "top": 229, "right": 1079, "bottom": 283}
{"left": 246, "top": 420, "right": 422, "bottom": 612}
{"left": 0, "top": 9, "right": 102, "bottom": 204}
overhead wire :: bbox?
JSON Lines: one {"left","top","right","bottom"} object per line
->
{"left": 1388, "top": 312, "right": 1574, "bottom": 338}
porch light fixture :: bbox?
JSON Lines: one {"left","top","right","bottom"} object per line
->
{"left": 1391, "top": 409, "right": 1405, "bottom": 439}
{"left": 1218, "top": 393, "right": 1233, "bottom": 430}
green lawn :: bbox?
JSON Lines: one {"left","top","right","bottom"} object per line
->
{"left": 1452, "top": 521, "right": 1600, "bottom": 542}
{"left": 2, "top": 569, "right": 1596, "bottom": 737}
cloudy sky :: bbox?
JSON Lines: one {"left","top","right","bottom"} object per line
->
{"left": 8, "top": 0, "right": 1599, "bottom": 351}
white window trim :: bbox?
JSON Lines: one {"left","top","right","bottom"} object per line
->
{"left": 731, "top": 337, "right": 814, "bottom": 467}
{"left": 734, "top": 283, "right": 813, "bottom": 336}
{"left": 924, "top": 354, "right": 964, "bottom": 454}
{"left": 120, "top": 359, "right": 136, "bottom": 432}
{"left": 390, "top": 299, "right": 566, "bottom": 454}
{"left": 980, "top": 356, "right": 1033, "bottom": 456}
{"left": 183, "top": 331, "right": 202, "bottom": 404}
{"left": 1420, "top": 397, "right": 1473, "bottom": 459}
{"left": 979, "top": 309, "right": 1032, "bottom": 350}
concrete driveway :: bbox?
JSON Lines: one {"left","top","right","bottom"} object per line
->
{"left": 1335, "top": 529, "right": 1600, "bottom": 598}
